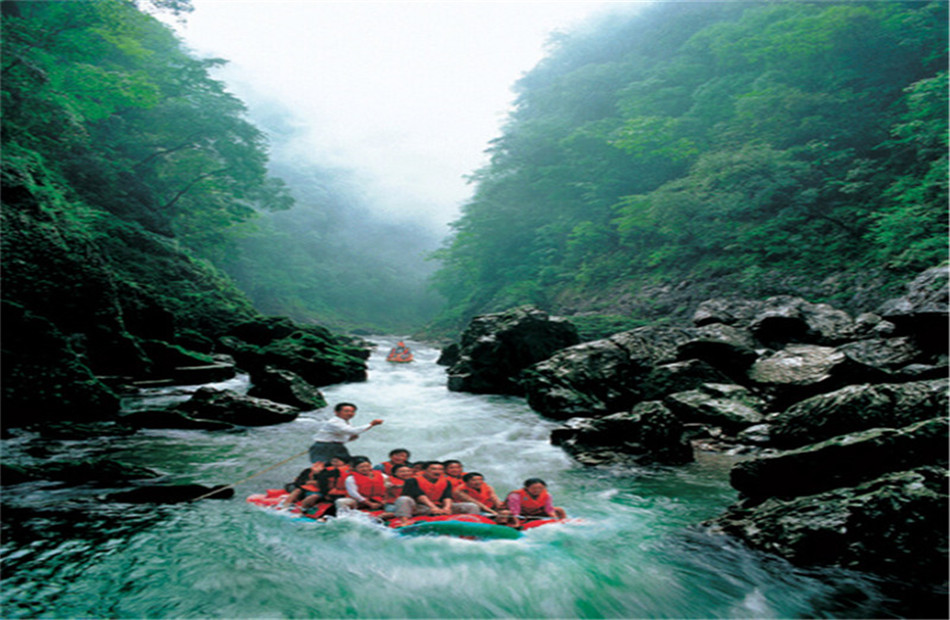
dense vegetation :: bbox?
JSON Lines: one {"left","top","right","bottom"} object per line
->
{"left": 0, "top": 0, "right": 426, "bottom": 423}
{"left": 431, "top": 1, "right": 948, "bottom": 333}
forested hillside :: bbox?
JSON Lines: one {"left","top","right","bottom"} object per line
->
{"left": 0, "top": 0, "right": 416, "bottom": 423}
{"left": 431, "top": 1, "right": 948, "bottom": 335}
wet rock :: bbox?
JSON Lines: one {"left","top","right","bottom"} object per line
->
{"left": 550, "top": 401, "right": 693, "bottom": 465}
{"left": 747, "top": 344, "right": 888, "bottom": 409}
{"left": 522, "top": 325, "right": 694, "bottom": 419}
{"left": 750, "top": 296, "right": 856, "bottom": 347}
{"left": 119, "top": 409, "right": 235, "bottom": 431}
{"left": 706, "top": 466, "right": 948, "bottom": 584}
{"left": 769, "top": 379, "right": 949, "bottom": 449}
{"left": 664, "top": 383, "right": 766, "bottom": 433}
{"left": 247, "top": 366, "right": 327, "bottom": 410}
{"left": 171, "top": 363, "right": 236, "bottom": 385}
{"left": 730, "top": 417, "right": 948, "bottom": 500}
{"left": 174, "top": 387, "right": 299, "bottom": 426}
{"left": 436, "top": 343, "right": 460, "bottom": 367}
{"left": 639, "top": 359, "right": 732, "bottom": 402}
{"left": 105, "top": 483, "right": 234, "bottom": 503}
{"left": 675, "top": 324, "right": 758, "bottom": 378}
{"left": 876, "top": 265, "right": 948, "bottom": 351}
{"left": 446, "top": 306, "right": 579, "bottom": 395}
{"left": 835, "top": 337, "right": 924, "bottom": 375}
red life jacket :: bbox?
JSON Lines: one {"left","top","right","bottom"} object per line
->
{"left": 514, "top": 488, "right": 551, "bottom": 516}
{"left": 328, "top": 466, "right": 349, "bottom": 496}
{"left": 446, "top": 475, "right": 465, "bottom": 491}
{"left": 415, "top": 474, "right": 449, "bottom": 503}
{"left": 351, "top": 470, "right": 386, "bottom": 503}
{"left": 461, "top": 482, "right": 497, "bottom": 508}
{"left": 380, "top": 461, "right": 395, "bottom": 475}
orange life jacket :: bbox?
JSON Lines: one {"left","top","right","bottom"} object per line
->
{"left": 446, "top": 475, "right": 465, "bottom": 491}
{"left": 415, "top": 474, "right": 450, "bottom": 504}
{"left": 514, "top": 488, "right": 551, "bottom": 516}
{"left": 350, "top": 470, "right": 386, "bottom": 503}
{"left": 461, "top": 482, "right": 498, "bottom": 508}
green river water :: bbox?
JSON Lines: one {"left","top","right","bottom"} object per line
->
{"left": 1, "top": 339, "right": 908, "bottom": 618}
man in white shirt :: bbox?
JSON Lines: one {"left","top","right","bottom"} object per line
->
{"left": 309, "top": 402, "right": 383, "bottom": 463}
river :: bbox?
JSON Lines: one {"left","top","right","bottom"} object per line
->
{"left": 1, "top": 338, "right": 899, "bottom": 618}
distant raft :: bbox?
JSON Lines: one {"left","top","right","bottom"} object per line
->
{"left": 386, "top": 342, "right": 413, "bottom": 363}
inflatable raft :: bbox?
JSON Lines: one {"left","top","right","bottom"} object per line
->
{"left": 246, "top": 489, "right": 564, "bottom": 540}
{"left": 386, "top": 342, "right": 413, "bottom": 363}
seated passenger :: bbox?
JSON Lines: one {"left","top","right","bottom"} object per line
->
{"left": 279, "top": 461, "right": 327, "bottom": 510}
{"left": 443, "top": 459, "right": 466, "bottom": 493}
{"left": 336, "top": 457, "right": 387, "bottom": 513}
{"left": 384, "top": 464, "right": 414, "bottom": 511}
{"left": 374, "top": 448, "right": 411, "bottom": 475}
{"left": 457, "top": 472, "right": 511, "bottom": 523}
{"left": 325, "top": 456, "right": 351, "bottom": 501}
{"left": 506, "top": 478, "right": 567, "bottom": 521}
{"left": 391, "top": 461, "right": 478, "bottom": 526}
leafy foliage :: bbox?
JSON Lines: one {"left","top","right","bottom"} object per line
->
{"left": 431, "top": 1, "right": 948, "bottom": 330}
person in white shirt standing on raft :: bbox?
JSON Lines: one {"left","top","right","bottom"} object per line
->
{"left": 309, "top": 402, "right": 383, "bottom": 463}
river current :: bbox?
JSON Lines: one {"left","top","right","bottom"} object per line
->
{"left": 1, "top": 338, "right": 900, "bottom": 618}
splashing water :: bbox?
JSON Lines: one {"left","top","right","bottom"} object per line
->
{"left": 0, "top": 339, "right": 901, "bottom": 618}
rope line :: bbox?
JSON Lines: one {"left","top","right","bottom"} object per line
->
{"left": 190, "top": 448, "right": 310, "bottom": 502}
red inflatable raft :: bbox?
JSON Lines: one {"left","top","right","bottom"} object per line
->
{"left": 246, "top": 489, "right": 566, "bottom": 540}
{"left": 386, "top": 342, "right": 414, "bottom": 363}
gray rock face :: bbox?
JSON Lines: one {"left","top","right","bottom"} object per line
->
{"left": 550, "top": 401, "right": 693, "bottom": 466}
{"left": 769, "top": 379, "right": 949, "bottom": 448}
{"left": 247, "top": 366, "right": 327, "bottom": 410}
{"left": 730, "top": 417, "right": 948, "bottom": 500}
{"left": 447, "top": 306, "right": 580, "bottom": 395}
{"left": 664, "top": 383, "right": 766, "bottom": 433}
{"left": 707, "top": 466, "right": 947, "bottom": 583}
{"left": 175, "top": 387, "right": 300, "bottom": 426}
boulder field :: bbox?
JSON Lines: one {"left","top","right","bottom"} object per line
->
{"left": 442, "top": 266, "right": 948, "bottom": 588}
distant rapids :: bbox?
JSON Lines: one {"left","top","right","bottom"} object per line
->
{"left": 1, "top": 338, "right": 897, "bottom": 618}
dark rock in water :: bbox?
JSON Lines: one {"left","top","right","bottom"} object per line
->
{"left": 105, "top": 483, "right": 234, "bottom": 503}
{"left": 447, "top": 306, "right": 579, "bottom": 395}
{"left": 551, "top": 401, "right": 694, "bottom": 465}
{"left": 247, "top": 366, "right": 327, "bottom": 410}
{"left": 120, "top": 409, "right": 235, "bottom": 431}
{"left": 522, "top": 325, "right": 700, "bottom": 419}
{"left": 4, "top": 459, "right": 160, "bottom": 485}
{"left": 876, "top": 265, "right": 948, "bottom": 352}
{"left": 706, "top": 466, "right": 948, "bottom": 585}
{"left": 747, "top": 344, "right": 889, "bottom": 409}
{"left": 730, "top": 417, "right": 948, "bottom": 500}
{"left": 174, "top": 387, "right": 300, "bottom": 426}
{"left": 171, "top": 363, "right": 236, "bottom": 385}
{"left": 219, "top": 318, "right": 368, "bottom": 387}
{"left": 769, "top": 379, "right": 949, "bottom": 449}
{"left": 436, "top": 343, "right": 460, "bottom": 367}
{"left": 664, "top": 383, "right": 766, "bottom": 433}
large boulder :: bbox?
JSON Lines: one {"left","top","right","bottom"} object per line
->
{"left": 876, "top": 265, "right": 948, "bottom": 352}
{"left": 550, "top": 401, "right": 693, "bottom": 466}
{"left": 220, "top": 317, "right": 368, "bottom": 387}
{"left": 730, "top": 417, "right": 948, "bottom": 500}
{"left": 174, "top": 387, "right": 300, "bottom": 426}
{"left": 706, "top": 466, "right": 948, "bottom": 584}
{"left": 693, "top": 296, "right": 857, "bottom": 346}
{"left": 522, "top": 325, "right": 695, "bottom": 419}
{"left": 446, "top": 306, "right": 579, "bottom": 395}
{"left": 664, "top": 383, "right": 766, "bottom": 433}
{"left": 247, "top": 366, "right": 327, "bottom": 410}
{"left": 769, "top": 379, "right": 949, "bottom": 448}
{"left": 674, "top": 324, "right": 758, "bottom": 378}
{"left": 747, "top": 344, "right": 888, "bottom": 409}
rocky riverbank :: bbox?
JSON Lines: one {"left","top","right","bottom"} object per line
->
{"left": 442, "top": 266, "right": 948, "bottom": 589}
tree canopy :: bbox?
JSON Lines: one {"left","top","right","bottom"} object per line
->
{"left": 431, "top": 1, "right": 948, "bottom": 330}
